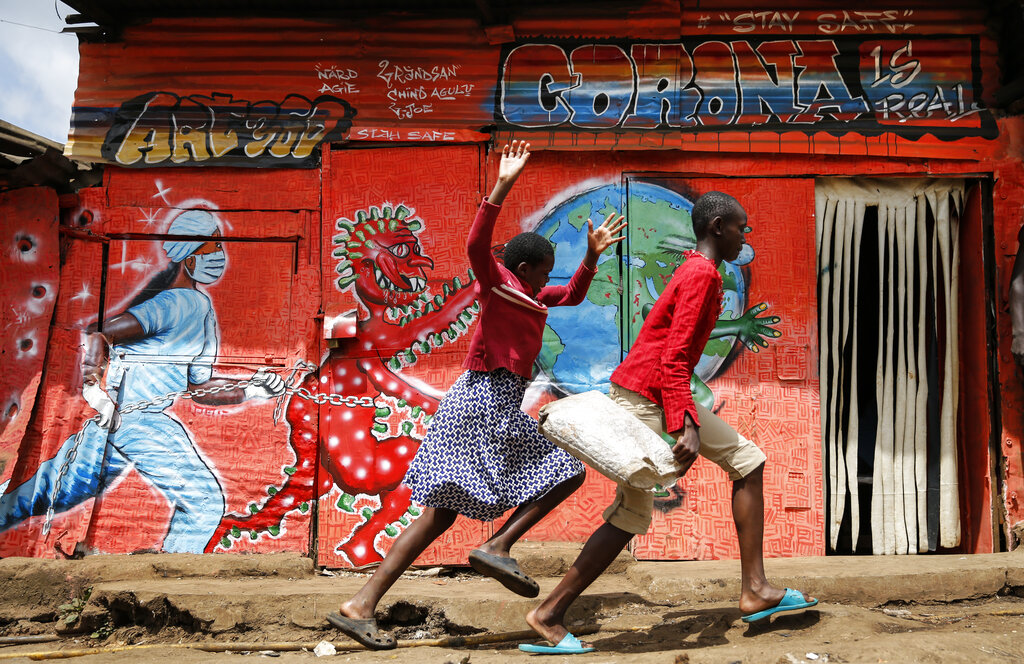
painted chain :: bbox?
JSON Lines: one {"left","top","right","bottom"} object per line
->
{"left": 40, "top": 362, "right": 371, "bottom": 536}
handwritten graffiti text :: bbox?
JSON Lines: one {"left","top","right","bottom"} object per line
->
{"left": 498, "top": 38, "right": 985, "bottom": 134}
{"left": 102, "top": 92, "right": 357, "bottom": 167}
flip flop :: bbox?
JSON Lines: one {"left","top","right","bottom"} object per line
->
{"left": 741, "top": 588, "right": 819, "bottom": 623}
{"left": 326, "top": 612, "right": 396, "bottom": 650}
{"left": 468, "top": 549, "right": 540, "bottom": 598}
{"left": 518, "top": 632, "right": 594, "bottom": 654}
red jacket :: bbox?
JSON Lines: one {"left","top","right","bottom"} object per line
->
{"left": 610, "top": 251, "right": 722, "bottom": 432}
{"left": 463, "top": 199, "right": 597, "bottom": 378}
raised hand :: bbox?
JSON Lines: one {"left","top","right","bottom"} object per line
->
{"left": 488, "top": 140, "right": 531, "bottom": 206}
{"left": 584, "top": 212, "right": 627, "bottom": 268}
{"left": 710, "top": 302, "right": 782, "bottom": 352}
{"left": 497, "top": 140, "right": 531, "bottom": 182}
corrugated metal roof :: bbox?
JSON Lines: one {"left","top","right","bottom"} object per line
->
{"left": 0, "top": 121, "right": 100, "bottom": 192}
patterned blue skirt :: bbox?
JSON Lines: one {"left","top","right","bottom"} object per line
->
{"left": 404, "top": 368, "right": 584, "bottom": 521}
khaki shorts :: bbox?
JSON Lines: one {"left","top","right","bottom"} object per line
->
{"left": 602, "top": 384, "right": 768, "bottom": 535}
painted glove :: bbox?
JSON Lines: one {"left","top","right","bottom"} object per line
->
{"left": 82, "top": 382, "right": 121, "bottom": 431}
{"left": 243, "top": 369, "right": 286, "bottom": 400}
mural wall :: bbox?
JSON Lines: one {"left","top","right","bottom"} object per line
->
{"left": 65, "top": 7, "right": 998, "bottom": 168}
{"left": 5, "top": 1, "right": 1023, "bottom": 559}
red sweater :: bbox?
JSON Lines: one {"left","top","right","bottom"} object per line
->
{"left": 610, "top": 251, "right": 722, "bottom": 432}
{"left": 463, "top": 199, "right": 597, "bottom": 378}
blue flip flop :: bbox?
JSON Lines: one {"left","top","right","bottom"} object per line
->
{"left": 518, "top": 632, "right": 594, "bottom": 654}
{"left": 741, "top": 588, "right": 818, "bottom": 623}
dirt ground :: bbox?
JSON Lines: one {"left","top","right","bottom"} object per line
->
{"left": 3, "top": 595, "right": 1023, "bottom": 663}
{"left": 2, "top": 552, "right": 1023, "bottom": 663}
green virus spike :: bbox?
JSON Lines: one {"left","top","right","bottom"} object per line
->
{"left": 433, "top": 295, "right": 443, "bottom": 307}
{"left": 354, "top": 230, "right": 366, "bottom": 242}
{"left": 375, "top": 407, "right": 391, "bottom": 418}
{"left": 250, "top": 531, "right": 258, "bottom": 540}
{"left": 388, "top": 357, "right": 401, "bottom": 370}
{"left": 346, "top": 241, "right": 362, "bottom": 249}
{"left": 268, "top": 486, "right": 278, "bottom": 496}
{"left": 460, "top": 310, "right": 473, "bottom": 322}
{"left": 411, "top": 406, "right": 422, "bottom": 418}
{"left": 370, "top": 206, "right": 381, "bottom": 220}
{"left": 467, "top": 268, "right": 475, "bottom": 279}
{"left": 399, "top": 515, "right": 410, "bottom": 526}
{"left": 373, "top": 423, "right": 387, "bottom": 433}
{"left": 377, "top": 219, "right": 386, "bottom": 232}
{"left": 348, "top": 251, "right": 363, "bottom": 259}
{"left": 403, "top": 349, "right": 416, "bottom": 364}
{"left": 337, "top": 219, "right": 354, "bottom": 232}
{"left": 446, "top": 328, "right": 457, "bottom": 341}
{"left": 398, "top": 399, "right": 408, "bottom": 407}
{"left": 332, "top": 248, "right": 347, "bottom": 258}
{"left": 433, "top": 332, "right": 444, "bottom": 345}
{"left": 249, "top": 503, "right": 259, "bottom": 514}
{"left": 382, "top": 206, "right": 393, "bottom": 218}
{"left": 336, "top": 259, "right": 352, "bottom": 271}
{"left": 299, "top": 502, "right": 309, "bottom": 513}
{"left": 399, "top": 316, "right": 409, "bottom": 327}
{"left": 422, "top": 303, "right": 434, "bottom": 315}
{"left": 453, "top": 276, "right": 463, "bottom": 289}
{"left": 406, "top": 220, "right": 421, "bottom": 231}
{"left": 418, "top": 341, "right": 431, "bottom": 354}
{"left": 231, "top": 525, "right": 241, "bottom": 538}
{"left": 423, "top": 414, "right": 433, "bottom": 425}
{"left": 455, "top": 319, "right": 467, "bottom": 331}
{"left": 355, "top": 210, "right": 367, "bottom": 223}
{"left": 388, "top": 219, "right": 398, "bottom": 231}
{"left": 419, "top": 292, "right": 431, "bottom": 302}
{"left": 333, "top": 233, "right": 348, "bottom": 244}
{"left": 407, "top": 505, "right": 421, "bottom": 516}
{"left": 361, "top": 506, "right": 373, "bottom": 520}
{"left": 364, "top": 239, "right": 376, "bottom": 249}
{"left": 337, "top": 493, "right": 357, "bottom": 512}
{"left": 268, "top": 525, "right": 280, "bottom": 537}
{"left": 401, "top": 421, "right": 413, "bottom": 435}
{"left": 221, "top": 537, "right": 231, "bottom": 548}
{"left": 338, "top": 275, "right": 357, "bottom": 289}
{"left": 366, "top": 223, "right": 377, "bottom": 235}
{"left": 442, "top": 283, "right": 451, "bottom": 296}
{"left": 395, "top": 205, "right": 410, "bottom": 220}
{"left": 400, "top": 304, "right": 411, "bottom": 315}
{"left": 284, "top": 466, "right": 297, "bottom": 476}
{"left": 470, "top": 301, "right": 480, "bottom": 312}
{"left": 384, "top": 525, "right": 398, "bottom": 537}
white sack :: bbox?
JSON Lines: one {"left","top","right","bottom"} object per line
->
{"left": 538, "top": 390, "right": 678, "bottom": 490}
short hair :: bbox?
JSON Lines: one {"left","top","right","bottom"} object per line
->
{"left": 503, "top": 231, "right": 554, "bottom": 269}
{"left": 692, "top": 191, "right": 741, "bottom": 239}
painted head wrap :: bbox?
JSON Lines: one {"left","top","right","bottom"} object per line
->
{"left": 162, "top": 209, "right": 220, "bottom": 263}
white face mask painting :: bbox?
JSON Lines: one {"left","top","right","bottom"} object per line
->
{"left": 186, "top": 250, "right": 227, "bottom": 284}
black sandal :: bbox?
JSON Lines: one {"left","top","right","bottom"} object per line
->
{"left": 326, "top": 612, "right": 397, "bottom": 650}
{"left": 468, "top": 549, "right": 540, "bottom": 598}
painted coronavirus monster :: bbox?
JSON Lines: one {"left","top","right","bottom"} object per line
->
{"left": 207, "top": 205, "right": 478, "bottom": 565}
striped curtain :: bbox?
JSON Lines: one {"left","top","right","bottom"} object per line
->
{"left": 816, "top": 178, "right": 964, "bottom": 554}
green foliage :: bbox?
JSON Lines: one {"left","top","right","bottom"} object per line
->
{"left": 58, "top": 587, "right": 92, "bottom": 625}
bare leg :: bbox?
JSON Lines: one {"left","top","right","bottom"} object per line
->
{"left": 476, "top": 472, "right": 584, "bottom": 557}
{"left": 733, "top": 463, "right": 812, "bottom": 614}
{"left": 525, "top": 522, "right": 633, "bottom": 645}
{"left": 338, "top": 506, "right": 457, "bottom": 619}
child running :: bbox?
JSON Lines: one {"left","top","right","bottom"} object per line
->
{"left": 519, "top": 191, "right": 817, "bottom": 655}
{"left": 327, "top": 141, "right": 626, "bottom": 650}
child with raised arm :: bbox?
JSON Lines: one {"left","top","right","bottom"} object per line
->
{"left": 520, "top": 191, "right": 817, "bottom": 655}
{"left": 327, "top": 141, "right": 626, "bottom": 650}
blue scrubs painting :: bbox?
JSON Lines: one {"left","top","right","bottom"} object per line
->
{"left": 0, "top": 208, "right": 284, "bottom": 553}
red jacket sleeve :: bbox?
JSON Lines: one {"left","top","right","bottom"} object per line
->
{"left": 536, "top": 262, "right": 598, "bottom": 307}
{"left": 466, "top": 199, "right": 503, "bottom": 290}
{"left": 660, "top": 266, "right": 720, "bottom": 432}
